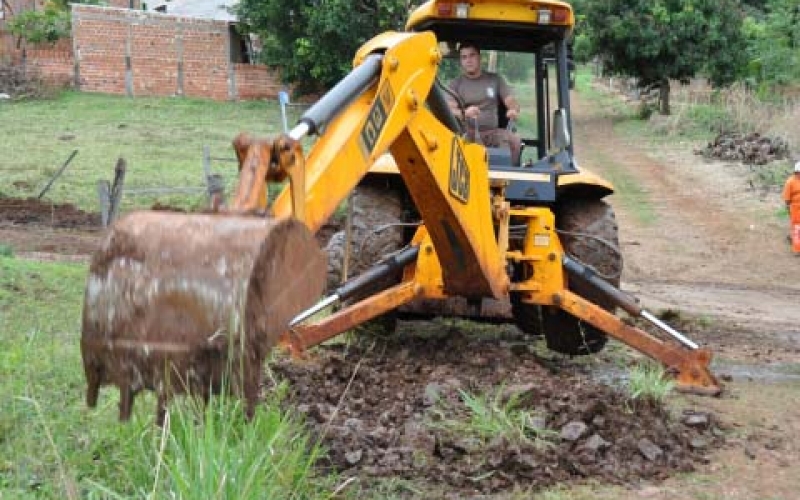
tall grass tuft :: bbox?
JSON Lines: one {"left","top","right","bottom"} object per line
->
{"left": 83, "top": 384, "right": 333, "bottom": 500}
{"left": 627, "top": 361, "right": 674, "bottom": 406}
{"left": 429, "top": 387, "right": 556, "bottom": 448}
{"left": 153, "top": 383, "right": 330, "bottom": 499}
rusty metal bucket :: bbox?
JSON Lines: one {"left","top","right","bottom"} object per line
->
{"left": 81, "top": 211, "right": 325, "bottom": 420}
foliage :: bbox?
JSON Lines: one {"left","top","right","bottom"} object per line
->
{"left": 572, "top": 33, "right": 592, "bottom": 65}
{"left": 236, "top": 0, "right": 412, "bottom": 95}
{"left": 583, "top": 0, "right": 748, "bottom": 114}
{"left": 627, "top": 361, "right": 675, "bottom": 405}
{"left": 6, "top": 0, "right": 101, "bottom": 45}
{"left": 741, "top": 0, "right": 800, "bottom": 88}
{"left": 0, "top": 61, "right": 53, "bottom": 100}
{"left": 86, "top": 384, "right": 332, "bottom": 499}
{"left": 7, "top": 4, "right": 70, "bottom": 44}
{"left": 495, "top": 51, "right": 533, "bottom": 82}
{"left": 428, "top": 387, "right": 556, "bottom": 447}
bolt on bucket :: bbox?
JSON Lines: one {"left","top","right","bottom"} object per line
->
{"left": 81, "top": 210, "right": 325, "bottom": 420}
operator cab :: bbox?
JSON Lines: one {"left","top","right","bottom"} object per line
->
{"left": 407, "top": 0, "right": 580, "bottom": 204}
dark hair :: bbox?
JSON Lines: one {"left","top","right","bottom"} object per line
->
{"left": 458, "top": 41, "right": 480, "bottom": 54}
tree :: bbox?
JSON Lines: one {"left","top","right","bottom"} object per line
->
{"left": 236, "top": 0, "right": 412, "bottom": 95}
{"left": 584, "top": 0, "right": 748, "bottom": 114}
{"left": 742, "top": 0, "right": 800, "bottom": 88}
{"left": 7, "top": 0, "right": 99, "bottom": 45}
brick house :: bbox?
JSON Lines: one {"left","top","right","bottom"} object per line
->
{"left": 1, "top": 0, "right": 281, "bottom": 101}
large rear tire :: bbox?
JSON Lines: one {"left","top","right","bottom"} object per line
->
{"left": 324, "top": 178, "right": 406, "bottom": 334}
{"left": 542, "top": 198, "right": 622, "bottom": 355}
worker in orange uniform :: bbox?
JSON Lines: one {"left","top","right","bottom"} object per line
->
{"left": 783, "top": 161, "right": 800, "bottom": 253}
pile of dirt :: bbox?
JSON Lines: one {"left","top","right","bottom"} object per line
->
{"left": 695, "top": 132, "right": 791, "bottom": 165}
{"left": 272, "top": 329, "right": 723, "bottom": 496}
{"left": 0, "top": 196, "right": 100, "bottom": 228}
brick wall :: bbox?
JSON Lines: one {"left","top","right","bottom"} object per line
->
{"left": 0, "top": 34, "right": 73, "bottom": 88}
{"left": 72, "top": 4, "right": 281, "bottom": 101}
{"left": 20, "top": 38, "right": 73, "bottom": 86}
{"left": 235, "top": 63, "right": 282, "bottom": 100}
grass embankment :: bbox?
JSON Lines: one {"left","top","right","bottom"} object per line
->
{"left": 0, "top": 91, "right": 291, "bottom": 212}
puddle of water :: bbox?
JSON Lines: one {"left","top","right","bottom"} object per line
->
{"left": 712, "top": 359, "right": 800, "bottom": 383}
{"left": 584, "top": 359, "right": 800, "bottom": 391}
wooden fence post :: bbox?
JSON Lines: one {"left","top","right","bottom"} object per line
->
{"left": 97, "top": 180, "right": 111, "bottom": 227}
{"left": 108, "top": 158, "right": 126, "bottom": 224}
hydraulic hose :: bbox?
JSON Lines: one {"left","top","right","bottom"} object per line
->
{"left": 292, "top": 54, "right": 384, "bottom": 140}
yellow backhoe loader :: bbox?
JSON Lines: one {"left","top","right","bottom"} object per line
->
{"left": 82, "top": 0, "right": 720, "bottom": 421}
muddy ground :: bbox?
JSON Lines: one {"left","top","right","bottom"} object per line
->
{"left": 2, "top": 87, "right": 799, "bottom": 498}
{"left": 0, "top": 196, "right": 100, "bottom": 259}
{"left": 272, "top": 330, "right": 724, "bottom": 497}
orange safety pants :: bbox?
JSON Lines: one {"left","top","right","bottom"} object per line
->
{"left": 790, "top": 203, "right": 800, "bottom": 253}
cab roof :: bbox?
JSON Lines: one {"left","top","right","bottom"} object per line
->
{"left": 406, "top": 0, "right": 574, "bottom": 52}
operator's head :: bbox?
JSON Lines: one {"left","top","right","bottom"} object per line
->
{"left": 458, "top": 41, "right": 482, "bottom": 78}
{"left": 795, "top": 160, "right": 800, "bottom": 174}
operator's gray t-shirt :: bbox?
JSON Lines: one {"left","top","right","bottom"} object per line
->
{"left": 448, "top": 71, "right": 512, "bottom": 130}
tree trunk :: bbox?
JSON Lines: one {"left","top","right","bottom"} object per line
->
{"left": 659, "top": 78, "right": 671, "bottom": 115}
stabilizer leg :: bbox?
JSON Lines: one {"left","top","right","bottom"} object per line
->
{"left": 553, "top": 289, "right": 721, "bottom": 396}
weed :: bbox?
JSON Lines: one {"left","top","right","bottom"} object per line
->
{"left": 627, "top": 361, "right": 675, "bottom": 405}
{"left": 0, "top": 244, "right": 13, "bottom": 257}
{"left": 428, "top": 386, "right": 556, "bottom": 448}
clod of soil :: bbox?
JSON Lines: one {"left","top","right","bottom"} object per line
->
{"left": 271, "top": 328, "right": 723, "bottom": 495}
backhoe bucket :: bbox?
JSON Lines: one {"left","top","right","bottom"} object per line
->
{"left": 82, "top": 210, "right": 325, "bottom": 418}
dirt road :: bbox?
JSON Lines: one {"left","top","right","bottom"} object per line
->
{"left": 570, "top": 89, "right": 800, "bottom": 499}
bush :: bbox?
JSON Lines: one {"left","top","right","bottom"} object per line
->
{"left": 7, "top": 7, "right": 70, "bottom": 45}
{"left": 0, "top": 62, "right": 52, "bottom": 100}
{"left": 686, "top": 104, "right": 734, "bottom": 134}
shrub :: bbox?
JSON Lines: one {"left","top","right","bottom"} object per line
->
{"left": 7, "top": 7, "right": 70, "bottom": 45}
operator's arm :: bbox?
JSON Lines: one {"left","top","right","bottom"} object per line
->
{"left": 503, "top": 94, "right": 520, "bottom": 121}
{"left": 447, "top": 78, "right": 467, "bottom": 119}
{"left": 497, "top": 74, "right": 520, "bottom": 121}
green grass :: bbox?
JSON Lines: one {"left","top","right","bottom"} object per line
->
{"left": 0, "top": 91, "right": 290, "bottom": 212}
{"left": 0, "top": 255, "right": 333, "bottom": 498}
{"left": 626, "top": 361, "right": 675, "bottom": 405}
{"left": 569, "top": 67, "right": 660, "bottom": 226}
{"left": 427, "top": 386, "right": 556, "bottom": 448}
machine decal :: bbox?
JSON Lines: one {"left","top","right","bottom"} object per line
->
{"left": 449, "top": 138, "right": 470, "bottom": 203}
{"left": 359, "top": 83, "right": 394, "bottom": 158}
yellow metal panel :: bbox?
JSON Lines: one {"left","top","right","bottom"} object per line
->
{"left": 557, "top": 168, "right": 615, "bottom": 195}
{"left": 407, "top": 0, "right": 574, "bottom": 29}
{"left": 507, "top": 206, "right": 565, "bottom": 305}
{"left": 391, "top": 111, "right": 509, "bottom": 299}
